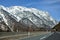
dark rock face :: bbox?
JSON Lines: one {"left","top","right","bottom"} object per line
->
{"left": 53, "top": 22, "right": 60, "bottom": 32}
{"left": 0, "top": 21, "right": 10, "bottom": 32}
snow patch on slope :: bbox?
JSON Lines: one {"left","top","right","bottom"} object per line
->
{"left": 0, "top": 5, "right": 58, "bottom": 28}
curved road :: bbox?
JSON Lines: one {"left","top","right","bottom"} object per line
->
{"left": 20, "top": 32, "right": 60, "bottom": 40}
{"left": 45, "top": 32, "right": 60, "bottom": 40}
{"left": 20, "top": 32, "right": 53, "bottom": 40}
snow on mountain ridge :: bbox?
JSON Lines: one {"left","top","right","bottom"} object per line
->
{"left": 0, "top": 5, "right": 58, "bottom": 28}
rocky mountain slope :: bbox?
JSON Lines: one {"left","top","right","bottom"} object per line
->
{"left": 0, "top": 5, "right": 58, "bottom": 32}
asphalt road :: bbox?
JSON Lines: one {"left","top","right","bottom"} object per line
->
{"left": 20, "top": 32, "right": 53, "bottom": 40}
{"left": 45, "top": 32, "right": 60, "bottom": 40}
{"left": 20, "top": 32, "right": 60, "bottom": 40}
{"left": 1, "top": 32, "right": 60, "bottom": 40}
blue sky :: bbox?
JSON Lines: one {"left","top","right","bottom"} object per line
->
{"left": 0, "top": 0, "right": 60, "bottom": 21}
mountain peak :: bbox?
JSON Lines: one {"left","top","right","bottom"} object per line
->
{"left": 0, "top": 5, "right": 58, "bottom": 32}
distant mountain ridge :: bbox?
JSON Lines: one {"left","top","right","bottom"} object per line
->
{"left": 0, "top": 5, "right": 58, "bottom": 32}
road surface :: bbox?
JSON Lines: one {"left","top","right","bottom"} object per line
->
{"left": 20, "top": 32, "right": 60, "bottom": 40}
{"left": 0, "top": 32, "right": 49, "bottom": 40}
{"left": 20, "top": 32, "right": 53, "bottom": 40}
{"left": 45, "top": 32, "right": 60, "bottom": 40}
{"left": 1, "top": 32, "right": 60, "bottom": 40}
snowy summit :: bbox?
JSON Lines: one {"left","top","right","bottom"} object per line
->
{"left": 0, "top": 5, "right": 58, "bottom": 32}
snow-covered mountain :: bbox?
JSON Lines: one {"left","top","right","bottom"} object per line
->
{"left": 0, "top": 5, "right": 58, "bottom": 32}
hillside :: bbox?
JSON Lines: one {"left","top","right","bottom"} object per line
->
{"left": 0, "top": 5, "right": 58, "bottom": 32}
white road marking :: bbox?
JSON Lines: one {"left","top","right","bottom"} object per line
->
{"left": 40, "top": 33, "right": 54, "bottom": 40}
{"left": 40, "top": 36, "right": 47, "bottom": 40}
